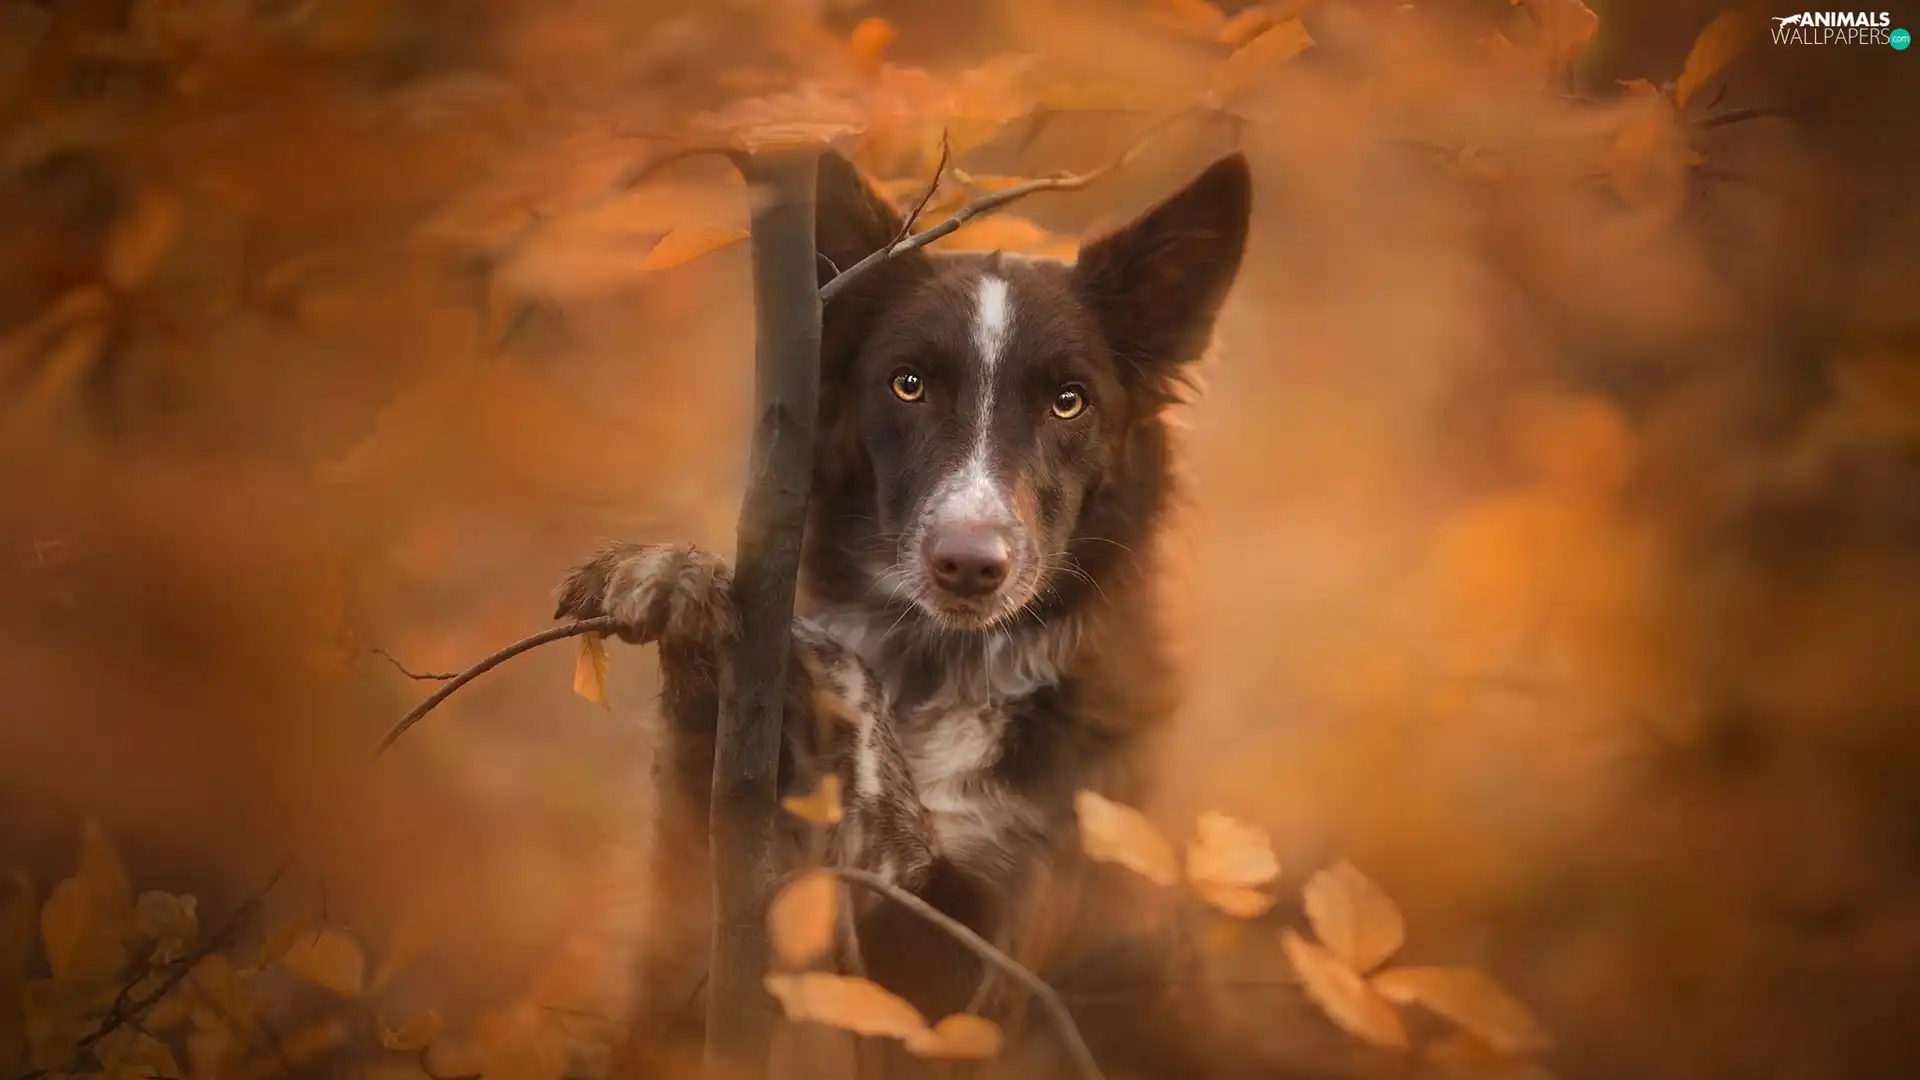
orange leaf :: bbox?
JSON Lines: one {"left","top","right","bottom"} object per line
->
{"left": 1209, "top": 18, "right": 1314, "bottom": 103}
{"left": 691, "top": 83, "right": 867, "bottom": 154}
{"left": 1216, "top": 6, "right": 1277, "bottom": 47}
{"left": 572, "top": 635, "right": 609, "bottom": 708}
{"left": 1190, "top": 881, "right": 1275, "bottom": 918}
{"left": 1675, "top": 10, "right": 1760, "bottom": 109}
{"left": 763, "top": 973, "right": 929, "bottom": 1042}
{"left": 932, "top": 215, "right": 1078, "bottom": 262}
{"left": 1073, "top": 790, "right": 1180, "bottom": 887}
{"left": 846, "top": 17, "right": 895, "bottom": 76}
{"left": 1513, "top": 0, "right": 1599, "bottom": 75}
{"left": 768, "top": 871, "right": 839, "bottom": 969}
{"left": 905, "top": 1013, "right": 1004, "bottom": 1060}
{"left": 642, "top": 225, "right": 748, "bottom": 271}
{"left": 278, "top": 926, "right": 366, "bottom": 997}
{"left": 1301, "top": 860, "right": 1404, "bottom": 974}
{"left": 782, "top": 775, "right": 844, "bottom": 826}
{"left": 1281, "top": 929, "right": 1408, "bottom": 1050}
{"left": 1372, "top": 967, "right": 1553, "bottom": 1055}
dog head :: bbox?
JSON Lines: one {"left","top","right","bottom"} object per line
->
{"left": 807, "top": 150, "right": 1252, "bottom": 632}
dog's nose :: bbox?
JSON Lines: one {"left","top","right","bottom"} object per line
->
{"left": 923, "top": 524, "right": 1013, "bottom": 598}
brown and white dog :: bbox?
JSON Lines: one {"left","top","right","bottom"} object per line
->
{"left": 556, "top": 148, "right": 1254, "bottom": 1079}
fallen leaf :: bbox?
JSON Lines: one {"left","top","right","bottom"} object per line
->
{"left": 41, "top": 820, "right": 133, "bottom": 983}
{"left": 1073, "top": 791, "right": 1180, "bottom": 887}
{"left": 277, "top": 925, "right": 366, "bottom": 997}
{"left": 381, "top": 1009, "right": 445, "bottom": 1052}
{"left": 1674, "top": 10, "right": 1759, "bottom": 109}
{"left": 1280, "top": 929, "right": 1408, "bottom": 1050}
{"left": 768, "top": 871, "right": 839, "bottom": 969}
{"left": 1372, "top": 966, "right": 1553, "bottom": 1055}
{"left": 782, "top": 775, "right": 845, "bottom": 826}
{"left": 763, "top": 973, "right": 929, "bottom": 1043}
{"left": 641, "top": 225, "right": 749, "bottom": 271}
{"left": 1301, "top": 860, "right": 1405, "bottom": 974}
{"left": 904, "top": 1013, "right": 1005, "bottom": 1060}
{"left": 1209, "top": 18, "right": 1314, "bottom": 103}
{"left": 572, "top": 635, "right": 609, "bottom": 708}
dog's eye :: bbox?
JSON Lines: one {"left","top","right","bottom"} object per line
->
{"left": 889, "top": 370, "right": 925, "bottom": 402}
{"left": 1051, "top": 384, "right": 1088, "bottom": 420}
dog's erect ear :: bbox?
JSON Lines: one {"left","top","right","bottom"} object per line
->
{"left": 816, "top": 150, "right": 921, "bottom": 290}
{"left": 1072, "top": 153, "right": 1252, "bottom": 388}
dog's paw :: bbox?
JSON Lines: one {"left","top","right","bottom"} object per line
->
{"left": 553, "top": 542, "right": 738, "bottom": 646}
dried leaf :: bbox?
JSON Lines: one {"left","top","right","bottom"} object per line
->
{"left": 1674, "top": 10, "right": 1759, "bottom": 109}
{"left": 763, "top": 973, "right": 929, "bottom": 1043}
{"left": 641, "top": 225, "right": 749, "bottom": 271}
{"left": 102, "top": 189, "right": 182, "bottom": 292}
{"left": 277, "top": 925, "right": 366, "bottom": 997}
{"left": 381, "top": 1009, "right": 445, "bottom": 1052}
{"left": 1209, "top": 18, "right": 1314, "bottom": 103}
{"left": 1186, "top": 812, "right": 1279, "bottom": 887}
{"left": 1190, "top": 881, "right": 1276, "bottom": 919}
{"left": 256, "top": 915, "right": 314, "bottom": 966}
{"left": 1301, "top": 860, "right": 1405, "bottom": 974}
{"left": 41, "top": 820, "right": 133, "bottom": 983}
{"left": 768, "top": 871, "right": 839, "bottom": 969}
{"left": 1280, "top": 929, "right": 1408, "bottom": 1050}
{"left": 1372, "top": 967, "right": 1553, "bottom": 1055}
{"left": 1073, "top": 791, "right": 1180, "bottom": 887}
{"left": 782, "top": 775, "right": 845, "bottom": 826}
{"left": 904, "top": 1013, "right": 1005, "bottom": 1060}
{"left": 572, "top": 635, "right": 609, "bottom": 708}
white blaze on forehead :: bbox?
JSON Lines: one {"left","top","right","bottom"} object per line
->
{"left": 938, "top": 273, "right": 1016, "bottom": 522}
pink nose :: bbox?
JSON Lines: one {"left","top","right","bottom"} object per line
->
{"left": 923, "top": 524, "right": 1012, "bottom": 598}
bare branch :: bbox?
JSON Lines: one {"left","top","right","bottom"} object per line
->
{"left": 373, "top": 616, "right": 622, "bottom": 756}
{"left": 893, "top": 130, "right": 951, "bottom": 243}
{"left": 828, "top": 868, "right": 1108, "bottom": 1080}
{"left": 819, "top": 107, "right": 1203, "bottom": 306}
{"left": 1693, "top": 106, "right": 1791, "bottom": 129}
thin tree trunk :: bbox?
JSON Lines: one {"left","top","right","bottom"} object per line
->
{"left": 704, "top": 147, "right": 823, "bottom": 1079}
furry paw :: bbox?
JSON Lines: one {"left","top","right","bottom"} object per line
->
{"left": 553, "top": 542, "right": 738, "bottom": 647}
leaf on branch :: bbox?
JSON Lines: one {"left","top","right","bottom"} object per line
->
{"left": 690, "top": 82, "right": 868, "bottom": 153}
{"left": 1301, "top": 860, "right": 1405, "bottom": 974}
{"left": 905, "top": 1013, "right": 1005, "bottom": 1060}
{"left": 1280, "top": 929, "right": 1409, "bottom": 1050}
{"left": 1209, "top": 17, "right": 1314, "bottom": 104}
{"left": 768, "top": 870, "right": 839, "bottom": 969}
{"left": 1372, "top": 966, "right": 1553, "bottom": 1055}
{"left": 641, "top": 224, "right": 750, "bottom": 271}
{"left": 380, "top": 1008, "right": 445, "bottom": 1052}
{"left": 572, "top": 635, "right": 610, "bottom": 708}
{"left": 781, "top": 775, "right": 845, "bottom": 826}
{"left": 1674, "top": 10, "right": 1760, "bottom": 109}
{"left": 41, "top": 819, "right": 133, "bottom": 983}
{"left": 1185, "top": 811, "right": 1280, "bottom": 918}
{"left": 763, "top": 973, "right": 929, "bottom": 1043}
{"left": 277, "top": 924, "right": 366, "bottom": 998}
{"left": 1073, "top": 790, "right": 1180, "bottom": 887}
{"left": 134, "top": 890, "right": 199, "bottom": 963}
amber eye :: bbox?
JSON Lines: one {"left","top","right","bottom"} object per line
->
{"left": 890, "top": 370, "right": 924, "bottom": 402}
{"left": 1051, "top": 384, "right": 1088, "bottom": 420}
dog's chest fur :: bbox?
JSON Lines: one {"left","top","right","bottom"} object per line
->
{"left": 813, "top": 606, "right": 1079, "bottom": 874}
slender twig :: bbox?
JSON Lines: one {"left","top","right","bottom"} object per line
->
{"left": 373, "top": 617, "right": 621, "bottom": 756}
{"left": 11, "top": 861, "right": 289, "bottom": 1080}
{"left": 893, "top": 131, "right": 951, "bottom": 243}
{"left": 828, "top": 868, "right": 1107, "bottom": 1080}
{"left": 368, "top": 647, "right": 457, "bottom": 682}
{"left": 818, "top": 106, "right": 1203, "bottom": 306}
